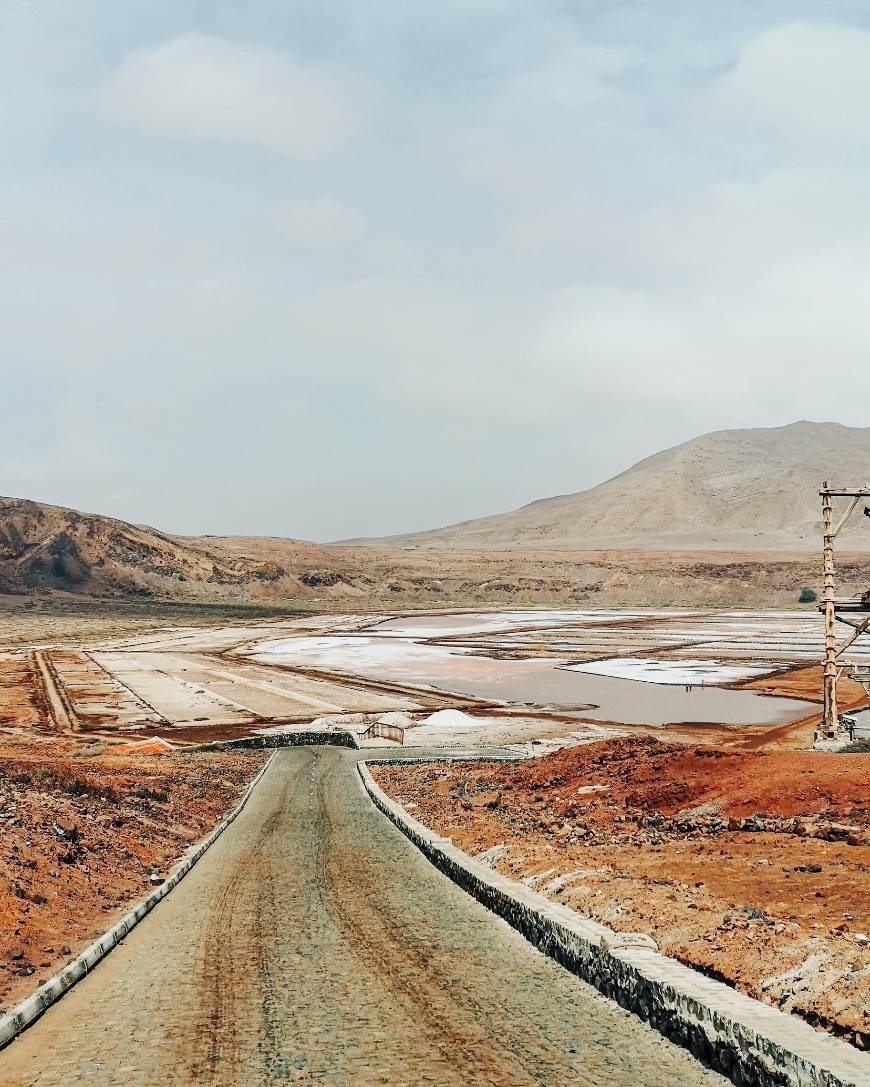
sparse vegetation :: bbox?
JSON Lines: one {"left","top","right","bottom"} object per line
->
{"left": 5, "top": 764, "right": 121, "bottom": 803}
{"left": 799, "top": 587, "right": 817, "bottom": 603}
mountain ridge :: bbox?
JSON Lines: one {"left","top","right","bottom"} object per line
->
{"left": 365, "top": 421, "right": 870, "bottom": 550}
{"left": 2, "top": 421, "right": 867, "bottom": 607}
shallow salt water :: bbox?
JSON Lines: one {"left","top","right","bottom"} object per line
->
{"left": 372, "top": 610, "right": 698, "bottom": 638}
{"left": 249, "top": 625, "right": 815, "bottom": 728}
{"left": 565, "top": 657, "right": 787, "bottom": 686}
{"left": 441, "top": 668, "right": 810, "bottom": 727}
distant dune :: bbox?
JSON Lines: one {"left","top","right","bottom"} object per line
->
{"left": 374, "top": 421, "right": 870, "bottom": 550}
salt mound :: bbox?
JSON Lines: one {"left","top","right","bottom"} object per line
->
{"left": 310, "top": 713, "right": 370, "bottom": 728}
{"left": 115, "top": 736, "right": 175, "bottom": 755}
{"left": 377, "top": 711, "right": 415, "bottom": 728}
{"left": 419, "top": 709, "right": 485, "bottom": 729}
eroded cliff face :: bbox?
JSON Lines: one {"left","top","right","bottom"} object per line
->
{"left": 0, "top": 497, "right": 308, "bottom": 600}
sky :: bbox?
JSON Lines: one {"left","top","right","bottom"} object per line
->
{"left": 2, "top": 2, "right": 870, "bottom": 541}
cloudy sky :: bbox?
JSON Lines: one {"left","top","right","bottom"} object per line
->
{"left": 3, "top": 3, "right": 869, "bottom": 540}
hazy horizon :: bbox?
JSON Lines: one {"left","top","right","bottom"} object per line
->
{"left": 4, "top": 4, "right": 870, "bottom": 541}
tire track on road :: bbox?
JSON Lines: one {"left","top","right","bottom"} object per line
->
{"left": 316, "top": 757, "right": 562, "bottom": 1086}
{"left": 185, "top": 750, "right": 314, "bottom": 1084}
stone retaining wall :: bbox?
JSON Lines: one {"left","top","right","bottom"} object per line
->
{"left": 365, "top": 754, "right": 521, "bottom": 765}
{"left": 198, "top": 730, "right": 359, "bottom": 751}
{"left": 359, "top": 760, "right": 870, "bottom": 1087}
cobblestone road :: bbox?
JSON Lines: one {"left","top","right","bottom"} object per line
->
{"left": 1, "top": 748, "right": 726, "bottom": 1086}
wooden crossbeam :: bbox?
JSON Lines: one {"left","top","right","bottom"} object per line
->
{"left": 836, "top": 615, "right": 870, "bottom": 659}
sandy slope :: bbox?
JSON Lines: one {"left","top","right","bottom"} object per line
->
{"left": 3, "top": 468, "right": 869, "bottom": 610}
{"left": 378, "top": 421, "right": 870, "bottom": 550}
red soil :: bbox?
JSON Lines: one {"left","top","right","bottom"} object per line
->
{"left": 374, "top": 737, "right": 870, "bottom": 1045}
{"left": 521, "top": 736, "right": 870, "bottom": 823}
{"left": 0, "top": 737, "right": 266, "bottom": 1012}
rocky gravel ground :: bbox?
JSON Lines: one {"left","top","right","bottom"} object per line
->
{"left": 373, "top": 737, "right": 870, "bottom": 1048}
{"left": 0, "top": 735, "right": 266, "bottom": 1011}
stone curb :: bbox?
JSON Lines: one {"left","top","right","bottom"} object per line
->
{"left": 363, "top": 754, "right": 522, "bottom": 765}
{"left": 358, "top": 760, "right": 870, "bottom": 1087}
{"left": 0, "top": 751, "right": 277, "bottom": 1053}
{"left": 196, "top": 730, "right": 359, "bottom": 752}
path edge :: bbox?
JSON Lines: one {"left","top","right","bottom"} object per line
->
{"left": 358, "top": 759, "right": 870, "bottom": 1087}
{"left": 0, "top": 751, "right": 277, "bottom": 1052}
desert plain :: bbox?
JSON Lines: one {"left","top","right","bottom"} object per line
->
{"left": 1, "top": 595, "right": 868, "bottom": 1056}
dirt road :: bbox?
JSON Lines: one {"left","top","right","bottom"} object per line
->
{"left": 1, "top": 748, "right": 724, "bottom": 1086}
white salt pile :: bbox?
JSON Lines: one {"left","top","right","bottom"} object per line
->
{"left": 309, "top": 713, "right": 371, "bottom": 728}
{"left": 377, "top": 711, "right": 415, "bottom": 728}
{"left": 419, "top": 709, "right": 486, "bottom": 729}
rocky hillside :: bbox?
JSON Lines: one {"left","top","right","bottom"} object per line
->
{"left": 380, "top": 421, "right": 870, "bottom": 550}
{"left": 0, "top": 498, "right": 321, "bottom": 602}
{"left": 5, "top": 423, "right": 869, "bottom": 609}
{"left": 1, "top": 494, "right": 864, "bottom": 612}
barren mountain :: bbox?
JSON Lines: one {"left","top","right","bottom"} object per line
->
{"left": 380, "top": 422, "right": 870, "bottom": 550}
{"left": 4, "top": 420, "right": 868, "bottom": 610}
{"left": 0, "top": 498, "right": 321, "bottom": 602}
{"left": 2, "top": 495, "right": 867, "bottom": 612}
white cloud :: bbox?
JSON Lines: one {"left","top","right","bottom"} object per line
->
{"left": 96, "top": 34, "right": 363, "bottom": 161}
{"left": 506, "top": 43, "right": 636, "bottom": 109}
{"left": 271, "top": 195, "right": 367, "bottom": 250}
{"left": 7, "top": 7, "right": 870, "bottom": 538}
{"left": 709, "top": 22, "right": 870, "bottom": 152}
{"left": 518, "top": 163, "right": 870, "bottom": 413}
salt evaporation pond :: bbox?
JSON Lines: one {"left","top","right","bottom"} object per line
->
{"left": 565, "top": 657, "right": 786, "bottom": 685}
{"left": 375, "top": 610, "right": 698, "bottom": 638}
{"left": 249, "top": 615, "right": 815, "bottom": 728}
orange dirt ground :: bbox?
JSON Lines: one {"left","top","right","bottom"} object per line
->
{"left": 0, "top": 654, "right": 48, "bottom": 732}
{"left": 741, "top": 663, "right": 868, "bottom": 708}
{"left": 0, "top": 737, "right": 266, "bottom": 1012}
{"left": 374, "top": 737, "right": 870, "bottom": 1047}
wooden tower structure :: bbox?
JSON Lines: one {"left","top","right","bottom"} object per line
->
{"left": 818, "top": 481, "right": 870, "bottom": 744}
